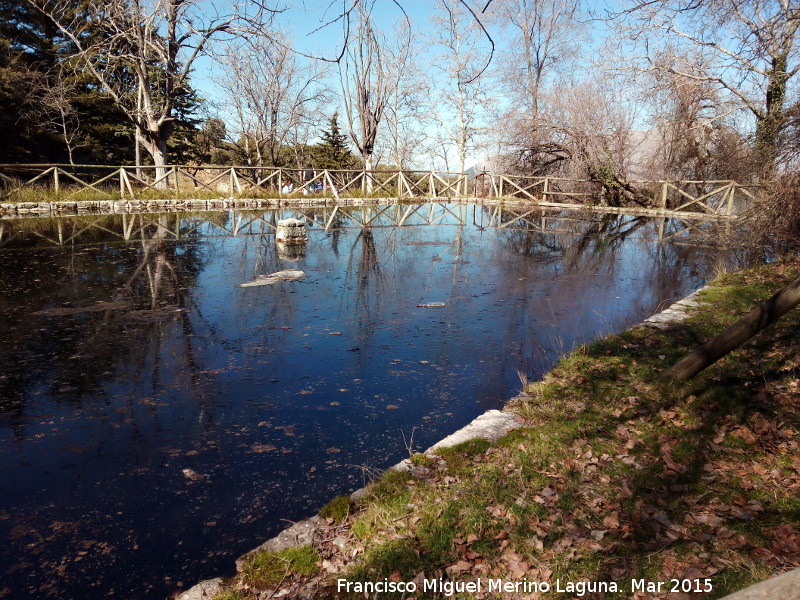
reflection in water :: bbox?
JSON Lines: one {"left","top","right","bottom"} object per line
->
{"left": 276, "top": 240, "right": 306, "bottom": 261}
{"left": 0, "top": 204, "right": 750, "bottom": 600}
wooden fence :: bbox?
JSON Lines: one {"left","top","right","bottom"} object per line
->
{"left": 0, "top": 164, "right": 469, "bottom": 200}
{"left": 0, "top": 164, "right": 765, "bottom": 217}
{"left": 476, "top": 174, "right": 764, "bottom": 217}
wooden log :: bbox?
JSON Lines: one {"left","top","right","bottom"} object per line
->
{"left": 660, "top": 274, "right": 800, "bottom": 381}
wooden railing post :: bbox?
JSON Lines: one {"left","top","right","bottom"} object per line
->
{"left": 325, "top": 170, "right": 340, "bottom": 199}
{"left": 727, "top": 182, "right": 735, "bottom": 216}
{"left": 542, "top": 177, "right": 548, "bottom": 203}
{"left": 660, "top": 181, "right": 668, "bottom": 209}
{"left": 53, "top": 167, "right": 59, "bottom": 195}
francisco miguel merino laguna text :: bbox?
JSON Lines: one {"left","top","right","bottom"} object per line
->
{"left": 337, "top": 577, "right": 623, "bottom": 596}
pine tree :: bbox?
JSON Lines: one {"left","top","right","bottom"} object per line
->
{"left": 316, "top": 112, "right": 354, "bottom": 170}
{"left": 0, "top": 0, "right": 133, "bottom": 163}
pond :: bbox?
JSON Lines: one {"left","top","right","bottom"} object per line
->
{"left": 0, "top": 202, "right": 750, "bottom": 599}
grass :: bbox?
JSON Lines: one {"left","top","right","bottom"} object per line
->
{"left": 319, "top": 495, "right": 353, "bottom": 521}
{"left": 212, "top": 258, "right": 800, "bottom": 600}
{"left": 1, "top": 182, "right": 466, "bottom": 204}
{"left": 239, "top": 545, "right": 319, "bottom": 589}
{"left": 212, "top": 591, "right": 246, "bottom": 600}
{"left": 1, "top": 184, "right": 229, "bottom": 204}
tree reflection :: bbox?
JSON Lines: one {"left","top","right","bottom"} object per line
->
{"left": 343, "top": 228, "right": 385, "bottom": 332}
{"left": 0, "top": 213, "right": 208, "bottom": 424}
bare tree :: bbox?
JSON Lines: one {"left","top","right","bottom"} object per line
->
{"left": 382, "top": 19, "right": 429, "bottom": 169}
{"left": 644, "top": 54, "right": 753, "bottom": 182}
{"left": 29, "top": 0, "right": 275, "bottom": 183}
{"left": 216, "top": 33, "right": 328, "bottom": 168}
{"left": 492, "top": 0, "right": 582, "bottom": 120}
{"left": 618, "top": 0, "right": 800, "bottom": 179}
{"left": 521, "top": 78, "right": 647, "bottom": 205}
{"left": 39, "top": 66, "right": 85, "bottom": 165}
{"left": 779, "top": 95, "right": 800, "bottom": 169}
{"left": 430, "top": 0, "right": 492, "bottom": 174}
{"left": 489, "top": 0, "right": 583, "bottom": 172}
{"left": 339, "top": 0, "right": 391, "bottom": 189}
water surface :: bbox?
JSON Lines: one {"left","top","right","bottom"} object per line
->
{"left": 0, "top": 203, "right": 747, "bottom": 599}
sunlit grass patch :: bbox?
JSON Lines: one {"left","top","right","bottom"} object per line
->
{"left": 409, "top": 453, "right": 438, "bottom": 468}
{"left": 435, "top": 438, "right": 491, "bottom": 473}
{"left": 212, "top": 590, "right": 246, "bottom": 600}
{"left": 319, "top": 495, "right": 352, "bottom": 522}
{"left": 345, "top": 538, "right": 420, "bottom": 581}
{"left": 240, "top": 545, "right": 319, "bottom": 589}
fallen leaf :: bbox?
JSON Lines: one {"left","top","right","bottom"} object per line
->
{"left": 446, "top": 560, "right": 473, "bottom": 574}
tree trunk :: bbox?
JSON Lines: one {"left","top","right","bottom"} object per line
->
{"left": 151, "top": 139, "right": 168, "bottom": 189}
{"left": 137, "top": 126, "right": 169, "bottom": 188}
{"left": 755, "top": 51, "right": 789, "bottom": 180}
{"left": 660, "top": 274, "right": 800, "bottom": 381}
{"left": 364, "top": 153, "right": 374, "bottom": 193}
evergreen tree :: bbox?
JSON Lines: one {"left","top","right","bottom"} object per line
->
{"left": 0, "top": 1, "right": 134, "bottom": 163}
{"left": 0, "top": 41, "right": 47, "bottom": 161}
{"left": 0, "top": 0, "right": 66, "bottom": 66}
{"left": 193, "top": 118, "right": 230, "bottom": 164}
{"left": 165, "top": 83, "right": 204, "bottom": 163}
{"left": 316, "top": 112, "right": 355, "bottom": 169}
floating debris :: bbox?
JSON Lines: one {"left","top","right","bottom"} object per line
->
{"left": 33, "top": 301, "right": 128, "bottom": 316}
{"left": 417, "top": 302, "right": 445, "bottom": 308}
{"left": 238, "top": 270, "right": 305, "bottom": 287}
{"left": 182, "top": 468, "right": 205, "bottom": 481}
{"left": 249, "top": 443, "right": 276, "bottom": 453}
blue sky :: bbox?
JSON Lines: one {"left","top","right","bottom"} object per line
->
{"left": 192, "top": 0, "right": 612, "bottom": 169}
{"left": 195, "top": 0, "right": 496, "bottom": 103}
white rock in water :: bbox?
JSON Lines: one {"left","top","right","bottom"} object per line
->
{"left": 238, "top": 270, "right": 305, "bottom": 287}
{"left": 276, "top": 218, "right": 307, "bottom": 242}
{"left": 277, "top": 217, "right": 305, "bottom": 227}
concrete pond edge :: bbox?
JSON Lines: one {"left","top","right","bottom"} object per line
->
{"left": 176, "top": 285, "right": 713, "bottom": 600}
{"left": 0, "top": 196, "right": 459, "bottom": 217}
